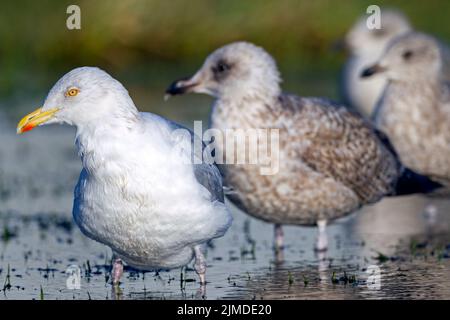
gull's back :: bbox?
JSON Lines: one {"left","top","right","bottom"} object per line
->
{"left": 211, "top": 91, "right": 402, "bottom": 225}
{"left": 278, "top": 94, "right": 401, "bottom": 204}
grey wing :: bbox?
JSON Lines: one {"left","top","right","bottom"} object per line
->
{"left": 193, "top": 163, "right": 225, "bottom": 203}
{"left": 279, "top": 94, "right": 401, "bottom": 203}
{"left": 165, "top": 119, "right": 225, "bottom": 203}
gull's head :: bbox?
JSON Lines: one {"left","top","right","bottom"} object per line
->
{"left": 165, "top": 41, "right": 282, "bottom": 100}
{"left": 361, "top": 32, "right": 443, "bottom": 82}
{"left": 17, "top": 67, "right": 136, "bottom": 134}
{"left": 345, "top": 9, "right": 411, "bottom": 57}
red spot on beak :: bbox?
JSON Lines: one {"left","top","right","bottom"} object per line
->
{"left": 22, "top": 124, "right": 35, "bottom": 133}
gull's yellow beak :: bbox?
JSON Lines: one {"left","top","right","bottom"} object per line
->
{"left": 17, "top": 107, "right": 59, "bottom": 134}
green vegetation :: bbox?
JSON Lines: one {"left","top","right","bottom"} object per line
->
{"left": 302, "top": 274, "right": 308, "bottom": 287}
{"left": 375, "top": 251, "right": 389, "bottom": 263}
{"left": 288, "top": 271, "right": 294, "bottom": 285}
{"left": 1, "top": 1, "right": 449, "bottom": 118}
{"left": 331, "top": 271, "right": 339, "bottom": 284}
{"left": 1, "top": 224, "right": 16, "bottom": 242}
{"left": 3, "top": 264, "right": 11, "bottom": 291}
{"left": 39, "top": 285, "right": 44, "bottom": 300}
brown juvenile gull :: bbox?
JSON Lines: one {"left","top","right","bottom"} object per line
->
{"left": 362, "top": 32, "right": 450, "bottom": 188}
{"left": 16, "top": 67, "right": 232, "bottom": 286}
{"left": 166, "top": 42, "right": 440, "bottom": 251}
{"left": 341, "top": 9, "right": 412, "bottom": 118}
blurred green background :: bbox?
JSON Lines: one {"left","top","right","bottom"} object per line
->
{"left": 1, "top": 0, "right": 450, "bottom": 125}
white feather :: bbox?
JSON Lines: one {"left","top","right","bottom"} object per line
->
{"left": 41, "top": 67, "right": 232, "bottom": 270}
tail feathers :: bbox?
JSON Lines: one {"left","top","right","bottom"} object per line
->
{"left": 394, "top": 167, "right": 443, "bottom": 196}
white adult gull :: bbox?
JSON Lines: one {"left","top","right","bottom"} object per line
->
{"left": 166, "top": 41, "right": 441, "bottom": 252}
{"left": 16, "top": 67, "right": 232, "bottom": 285}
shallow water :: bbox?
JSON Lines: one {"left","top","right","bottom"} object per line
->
{"left": 1, "top": 113, "right": 450, "bottom": 300}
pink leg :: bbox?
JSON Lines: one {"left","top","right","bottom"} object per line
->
{"left": 314, "top": 220, "right": 328, "bottom": 252}
{"left": 112, "top": 258, "right": 124, "bottom": 285}
{"left": 274, "top": 224, "right": 284, "bottom": 250}
{"left": 194, "top": 245, "right": 207, "bottom": 285}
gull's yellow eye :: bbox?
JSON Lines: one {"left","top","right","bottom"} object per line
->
{"left": 66, "top": 88, "right": 80, "bottom": 97}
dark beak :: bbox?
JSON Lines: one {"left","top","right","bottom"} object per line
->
{"left": 361, "top": 64, "right": 386, "bottom": 78}
{"left": 165, "top": 76, "right": 198, "bottom": 96}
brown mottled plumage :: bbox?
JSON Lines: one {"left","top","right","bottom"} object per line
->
{"left": 166, "top": 41, "right": 434, "bottom": 250}
{"left": 212, "top": 93, "right": 400, "bottom": 226}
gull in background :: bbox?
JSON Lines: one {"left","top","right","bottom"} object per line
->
{"left": 341, "top": 9, "right": 412, "bottom": 118}
{"left": 17, "top": 67, "right": 232, "bottom": 286}
{"left": 363, "top": 32, "right": 450, "bottom": 189}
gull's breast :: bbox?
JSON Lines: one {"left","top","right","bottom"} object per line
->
{"left": 72, "top": 164, "right": 216, "bottom": 269}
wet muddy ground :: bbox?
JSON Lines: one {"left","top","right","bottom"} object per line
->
{"left": 1, "top": 117, "right": 450, "bottom": 300}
